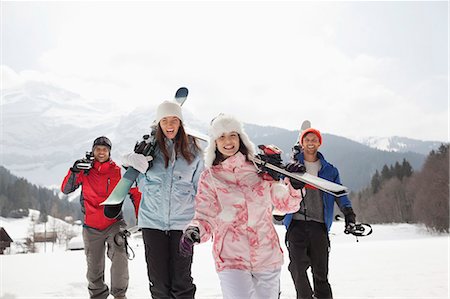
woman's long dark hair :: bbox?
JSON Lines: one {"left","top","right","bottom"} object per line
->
{"left": 156, "top": 122, "right": 201, "bottom": 168}
{"left": 212, "top": 135, "right": 249, "bottom": 166}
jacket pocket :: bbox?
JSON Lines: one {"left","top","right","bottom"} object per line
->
{"left": 213, "top": 226, "right": 228, "bottom": 263}
{"left": 172, "top": 183, "right": 195, "bottom": 212}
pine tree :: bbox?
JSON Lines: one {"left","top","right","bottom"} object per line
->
{"left": 401, "top": 159, "right": 413, "bottom": 179}
{"left": 371, "top": 170, "right": 381, "bottom": 193}
{"left": 381, "top": 164, "right": 391, "bottom": 180}
{"left": 394, "top": 161, "right": 402, "bottom": 179}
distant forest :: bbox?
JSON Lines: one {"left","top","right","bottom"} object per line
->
{"left": 1, "top": 144, "right": 448, "bottom": 232}
{"left": 0, "top": 166, "right": 82, "bottom": 221}
{"left": 352, "top": 144, "right": 449, "bottom": 232}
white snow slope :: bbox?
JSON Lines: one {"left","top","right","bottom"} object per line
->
{"left": 0, "top": 221, "right": 448, "bottom": 299}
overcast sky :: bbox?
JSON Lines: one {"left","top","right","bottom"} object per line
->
{"left": 1, "top": 1, "right": 448, "bottom": 141}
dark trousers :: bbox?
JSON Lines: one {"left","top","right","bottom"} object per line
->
{"left": 142, "top": 228, "right": 196, "bottom": 299}
{"left": 286, "top": 220, "right": 332, "bottom": 299}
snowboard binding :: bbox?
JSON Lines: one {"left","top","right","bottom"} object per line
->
{"left": 114, "top": 226, "right": 140, "bottom": 260}
{"left": 344, "top": 223, "right": 373, "bottom": 239}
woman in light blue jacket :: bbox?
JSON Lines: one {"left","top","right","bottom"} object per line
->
{"left": 123, "top": 100, "right": 204, "bottom": 299}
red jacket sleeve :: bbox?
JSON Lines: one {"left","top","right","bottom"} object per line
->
{"left": 61, "top": 169, "right": 83, "bottom": 194}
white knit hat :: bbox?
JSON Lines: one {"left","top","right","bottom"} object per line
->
{"left": 156, "top": 100, "right": 184, "bottom": 124}
{"left": 204, "top": 114, "right": 255, "bottom": 167}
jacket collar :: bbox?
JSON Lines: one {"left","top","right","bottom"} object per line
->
{"left": 92, "top": 160, "right": 114, "bottom": 173}
{"left": 219, "top": 151, "right": 247, "bottom": 172}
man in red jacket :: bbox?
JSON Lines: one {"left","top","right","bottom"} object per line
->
{"left": 61, "top": 136, "right": 140, "bottom": 299}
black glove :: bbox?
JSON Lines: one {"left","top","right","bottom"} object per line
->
{"left": 273, "top": 214, "right": 285, "bottom": 221}
{"left": 257, "top": 145, "right": 284, "bottom": 180}
{"left": 70, "top": 159, "right": 85, "bottom": 173}
{"left": 285, "top": 162, "right": 306, "bottom": 173}
{"left": 285, "top": 162, "right": 306, "bottom": 189}
{"left": 342, "top": 207, "right": 356, "bottom": 230}
{"left": 290, "top": 179, "right": 305, "bottom": 190}
{"left": 179, "top": 226, "right": 200, "bottom": 257}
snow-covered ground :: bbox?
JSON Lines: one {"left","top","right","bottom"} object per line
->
{"left": 1, "top": 219, "right": 448, "bottom": 299}
{"left": 1, "top": 210, "right": 82, "bottom": 255}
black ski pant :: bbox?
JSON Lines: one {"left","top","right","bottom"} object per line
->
{"left": 142, "top": 228, "right": 196, "bottom": 299}
{"left": 286, "top": 220, "right": 332, "bottom": 299}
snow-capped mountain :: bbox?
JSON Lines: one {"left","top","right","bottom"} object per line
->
{"left": 1, "top": 80, "right": 208, "bottom": 188}
{"left": 0, "top": 80, "right": 438, "bottom": 191}
{"left": 1, "top": 81, "right": 121, "bottom": 187}
{"left": 355, "top": 136, "right": 444, "bottom": 155}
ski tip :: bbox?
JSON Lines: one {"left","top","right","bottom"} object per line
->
{"left": 175, "top": 87, "right": 189, "bottom": 98}
{"left": 301, "top": 120, "right": 311, "bottom": 131}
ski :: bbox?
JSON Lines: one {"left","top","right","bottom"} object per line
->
{"left": 101, "top": 87, "right": 189, "bottom": 218}
{"left": 301, "top": 120, "right": 311, "bottom": 131}
{"left": 251, "top": 155, "right": 349, "bottom": 197}
{"left": 158, "top": 128, "right": 348, "bottom": 197}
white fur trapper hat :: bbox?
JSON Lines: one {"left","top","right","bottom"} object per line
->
{"left": 204, "top": 114, "right": 255, "bottom": 167}
{"left": 156, "top": 100, "right": 184, "bottom": 124}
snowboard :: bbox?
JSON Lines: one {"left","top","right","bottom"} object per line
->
{"left": 101, "top": 87, "right": 189, "bottom": 219}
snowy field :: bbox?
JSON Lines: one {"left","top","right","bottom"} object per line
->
{"left": 1, "top": 220, "right": 448, "bottom": 299}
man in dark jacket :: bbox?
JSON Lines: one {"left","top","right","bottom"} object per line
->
{"left": 61, "top": 136, "right": 140, "bottom": 299}
{"left": 283, "top": 128, "right": 356, "bottom": 299}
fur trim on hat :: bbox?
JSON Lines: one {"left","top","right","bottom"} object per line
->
{"left": 204, "top": 114, "right": 255, "bottom": 167}
{"left": 300, "top": 128, "right": 322, "bottom": 145}
{"left": 156, "top": 100, "right": 184, "bottom": 124}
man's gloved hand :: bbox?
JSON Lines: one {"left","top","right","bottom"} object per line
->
{"left": 122, "top": 153, "right": 153, "bottom": 174}
{"left": 285, "top": 162, "right": 306, "bottom": 189}
{"left": 273, "top": 214, "right": 286, "bottom": 221}
{"left": 179, "top": 226, "right": 200, "bottom": 257}
{"left": 289, "top": 179, "right": 305, "bottom": 190}
{"left": 71, "top": 159, "right": 86, "bottom": 173}
{"left": 285, "top": 162, "right": 306, "bottom": 173}
{"left": 342, "top": 207, "right": 356, "bottom": 232}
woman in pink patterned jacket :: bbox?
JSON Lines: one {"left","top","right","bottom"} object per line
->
{"left": 179, "top": 114, "right": 304, "bottom": 299}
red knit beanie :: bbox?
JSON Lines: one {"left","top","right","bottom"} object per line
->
{"left": 300, "top": 128, "right": 322, "bottom": 145}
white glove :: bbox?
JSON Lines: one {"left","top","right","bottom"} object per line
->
{"left": 121, "top": 153, "right": 153, "bottom": 173}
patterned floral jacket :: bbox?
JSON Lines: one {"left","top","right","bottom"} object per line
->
{"left": 189, "top": 152, "right": 302, "bottom": 273}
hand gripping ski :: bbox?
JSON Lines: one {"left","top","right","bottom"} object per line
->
{"left": 101, "top": 88, "right": 189, "bottom": 219}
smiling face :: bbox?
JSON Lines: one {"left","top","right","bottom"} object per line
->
{"left": 93, "top": 145, "right": 110, "bottom": 163}
{"left": 159, "top": 116, "right": 181, "bottom": 140}
{"left": 216, "top": 132, "right": 240, "bottom": 158}
{"left": 301, "top": 132, "right": 321, "bottom": 155}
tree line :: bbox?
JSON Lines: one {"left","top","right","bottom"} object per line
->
{"left": 1, "top": 143, "right": 448, "bottom": 233}
{"left": 351, "top": 144, "right": 449, "bottom": 232}
{"left": 0, "top": 166, "right": 82, "bottom": 221}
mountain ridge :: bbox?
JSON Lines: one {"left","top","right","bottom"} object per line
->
{"left": 1, "top": 81, "right": 443, "bottom": 191}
